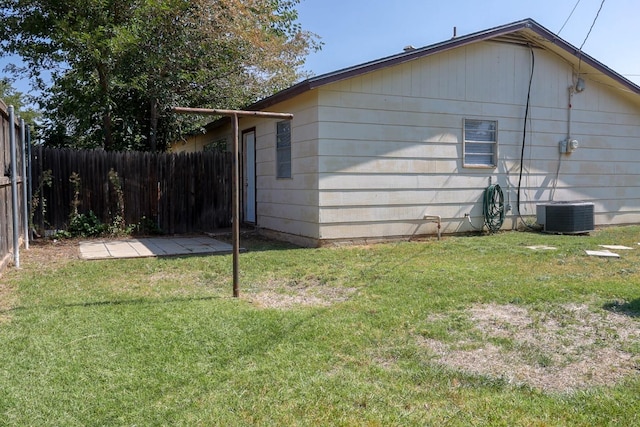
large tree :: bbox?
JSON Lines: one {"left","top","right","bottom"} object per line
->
{"left": 0, "top": 0, "right": 319, "bottom": 151}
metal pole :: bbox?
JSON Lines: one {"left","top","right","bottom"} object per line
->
{"left": 231, "top": 113, "right": 240, "bottom": 297}
{"left": 173, "top": 107, "right": 292, "bottom": 121}
{"left": 20, "top": 119, "right": 29, "bottom": 250}
{"left": 26, "top": 126, "right": 32, "bottom": 241}
{"left": 8, "top": 106, "right": 20, "bottom": 268}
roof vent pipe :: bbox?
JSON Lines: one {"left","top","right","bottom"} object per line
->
{"left": 403, "top": 45, "right": 416, "bottom": 52}
{"left": 452, "top": 26, "right": 457, "bottom": 38}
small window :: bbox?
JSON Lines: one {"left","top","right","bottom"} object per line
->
{"left": 276, "top": 120, "right": 291, "bottom": 178}
{"left": 463, "top": 119, "right": 497, "bottom": 168}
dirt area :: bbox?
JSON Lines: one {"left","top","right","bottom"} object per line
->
{"left": 20, "top": 238, "right": 81, "bottom": 269}
{"left": 247, "top": 278, "right": 358, "bottom": 309}
{"left": 419, "top": 303, "right": 640, "bottom": 393}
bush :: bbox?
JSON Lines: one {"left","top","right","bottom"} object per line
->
{"left": 134, "top": 216, "right": 163, "bottom": 236}
{"left": 67, "top": 211, "right": 107, "bottom": 237}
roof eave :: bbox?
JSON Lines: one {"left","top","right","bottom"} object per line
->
{"left": 248, "top": 17, "right": 639, "bottom": 111}
{"left": 524, "top": 23, "right": 640, "bottom": 95}
{"left": 248, "top": 19, "right": 536, "bottom": 110}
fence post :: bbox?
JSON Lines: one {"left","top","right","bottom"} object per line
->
{"left": 9, "top": 106, "right": 20, "bottom": 268}
{"left": 21, "top": 119, "right": 29, "bottom": 250}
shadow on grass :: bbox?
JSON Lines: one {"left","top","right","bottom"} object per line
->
{"left": 603, "top": 299, "right": 640, "bottom": 318}
{"left": 214, "top": 234, "right": 305, "bottom": 253}
{"left": 0, "top": 294, "right": 229, "bottom": 315}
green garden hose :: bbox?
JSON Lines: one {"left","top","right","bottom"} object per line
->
{"left": 483, "top": 184, "right": 505, "bottom": 233}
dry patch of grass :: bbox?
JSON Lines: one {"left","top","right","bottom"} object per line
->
{"left": 419, "top": 303, "right": 640, "bottom": 393}
{"left": 247, "top": 278, "right": 358, "bottom": 309}
{"left": 21, "top": 239, "right": 80, "bottom": 270}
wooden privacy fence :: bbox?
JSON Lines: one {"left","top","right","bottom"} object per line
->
{"left": 0, "top": 100, "right": 27, "bottom": 272}
{"left": 31, "top": 147, "right": 232, "bottom": 234}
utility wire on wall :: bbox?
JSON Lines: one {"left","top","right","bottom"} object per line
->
{"left": 516, "top": 47, "right": 535, "bottom": 223}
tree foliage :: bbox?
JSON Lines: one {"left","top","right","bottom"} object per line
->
{"left": 0, "top": 78, "right": 40, "bottom": 125}
{"left": 0, "top": 0, "right": 320, "bottom": 151}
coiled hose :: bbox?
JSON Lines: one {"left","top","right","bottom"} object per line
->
{"left": 483, "top": 184, "right": 505, "bottom": 233}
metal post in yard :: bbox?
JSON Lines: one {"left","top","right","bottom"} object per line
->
{"left": 20, "top": 119, "right": 29, "bottom": 250}
{"left": 231, "top": 113, "right": 240, "bottom": 297}
{"left": 173, "top": 107, "right": 293, "bottom": 298}
{"left": 8, "top": 106, "right": 20, "bottom": 268}
{"left": 26, "top": 126, "right": 33, "bottom": 242}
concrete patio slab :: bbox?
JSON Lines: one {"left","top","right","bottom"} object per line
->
{"left": 585, "top": 249, "right": 620, "bottom": 258}
{"left": 599, "top": 245, "right": 633, "bottom": 250}
{"left": 79, "top": 236, "right": 233, "bottom": 260}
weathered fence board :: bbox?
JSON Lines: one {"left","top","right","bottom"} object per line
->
{"left": 0, "top": 100, "right": 27, "bottom": 272}
{"left": 31, "top": 147, "right": 232, "bottom": 234}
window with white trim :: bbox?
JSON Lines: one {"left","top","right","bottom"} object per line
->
{"left": 276, "top": 120, "right": 291, "bottom": 178}
{"left": 463, "top": 119, "right": 497, "bottom": 168}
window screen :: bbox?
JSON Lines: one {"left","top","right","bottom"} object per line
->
{"left": 276, "top": 120, "right": 291, "bottom": 178}
{"left": 463, "top": 119, "right": 497, "bottom": 167}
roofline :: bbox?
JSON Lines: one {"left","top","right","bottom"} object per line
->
{"left": 249, "top": 18, "right": 639, "bottom": 111}
{"left": 525, "top": 20, "right": 640, "bottom": 94}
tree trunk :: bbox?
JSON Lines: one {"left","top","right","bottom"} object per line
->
{"left": 102, "top": 112, "right": 114, "bottom": 150}
{"left": 97, "top": 63, "right": 114, "bottom": 150}
{"left": 149, "top": 98, "right": 158, "bottom": 152}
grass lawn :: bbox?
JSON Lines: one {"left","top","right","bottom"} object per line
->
{"left": 1, "top": 226, "right": 639, "bottom": 426}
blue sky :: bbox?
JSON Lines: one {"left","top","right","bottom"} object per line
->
{"left": 2, "top": 0, "right": 639, "bottom": 99}
{"left": 296, "top": 0, "right": 640, "bottom": 85}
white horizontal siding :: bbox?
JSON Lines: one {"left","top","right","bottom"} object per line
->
{"left": 259, "top": 215, "right": 318, "bottom": 239}
{"left": 258, "top": 188, "right": 317, "bottom": 206}
{"left": 314, "top": 40, "right": 640, "bottom": 241}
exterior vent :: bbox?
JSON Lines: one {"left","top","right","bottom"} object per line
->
{"left": 536, "top": 202, "right": 595, "bottom": 234}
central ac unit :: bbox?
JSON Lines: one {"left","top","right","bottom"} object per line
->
{"left": 536, "top": 202, "right": 595, "bottom": 234}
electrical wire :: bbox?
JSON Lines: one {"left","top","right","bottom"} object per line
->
{"left": 558, "top": 0, "right": 582, "bottom": 35}
{"left": 550, "top": 148, "right": 563, "bottom": 201}
{"left": 516, "top": 47, "right": 535, "bottom": 219}
{"left": 577, "top": 0, "right": 606, "bottom": 72}
{"left": 483, "top": 184, "right": 504, "bottom": 233}
{"left": 579, "top": 0, "right": 606, "bottom": 51}
{"left": 465, "top": 214, "right": 483, "bottom": 232}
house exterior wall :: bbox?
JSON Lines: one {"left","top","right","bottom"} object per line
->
{"left": 314, "top": 41, "right": 640, "bottom": 241}
{"left": 249, "top": 91, "right": 320, "bottom": 245}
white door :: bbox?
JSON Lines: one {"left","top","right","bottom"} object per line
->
{"left": 243, "top": 131, "right": 256, "bottom": 224}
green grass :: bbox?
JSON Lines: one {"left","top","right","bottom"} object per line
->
{"left": 1, "top": 227, "right": 640, "bottom": 425}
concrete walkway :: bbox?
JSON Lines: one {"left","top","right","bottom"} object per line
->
{"left": 79, "top": 236, "right": 233, "bottom": 260}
